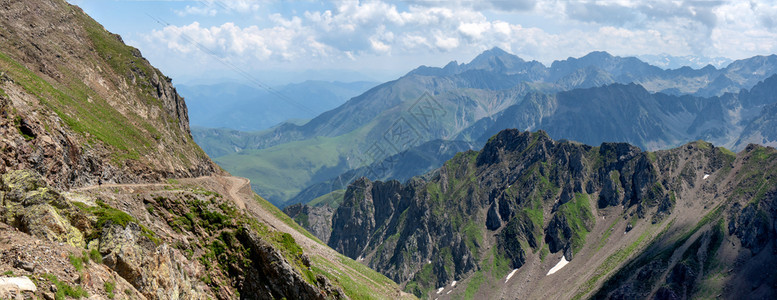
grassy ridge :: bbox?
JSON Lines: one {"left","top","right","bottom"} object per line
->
{"left": 0, "top": 52, "right": 156, "bottom": 162}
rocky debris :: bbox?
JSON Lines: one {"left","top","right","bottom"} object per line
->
{"left": 0, "top": 221, "right": 145, "bottom": 300}
{"left": 0, "top": 169, "right": 208, "bottom": 299}
{"left": 594, "top": 144, "right": 777, "bottom": 300}
{"left": 1, "top": 168, "right": 356, "bottom": 299}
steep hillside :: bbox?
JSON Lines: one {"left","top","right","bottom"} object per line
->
{"left": 0, "top": 169, "right": 412, "bottom": 299}
{"left": 0, "top": 0, "right": 217, "bottom": 189}
{"left": 326, "top": 129, "right": 777, "bottom": 299}
{"left": 288, "top": 139, "right": 476, "bottom": 206}
{"left": 0, "top": 1, "right": 411, "bottom": 299}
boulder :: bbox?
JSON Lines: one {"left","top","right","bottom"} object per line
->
{"left": 99, "top": 222, "right": 208, "bottom": 300}
{"left": 18, "top": 204, "right": 85, "bottom": 248}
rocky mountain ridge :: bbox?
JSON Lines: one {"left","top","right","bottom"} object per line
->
{"left": 322, "top": 129, "right": 777, "bottom": 298}
{"left": 281, "top": 72, "right": 777, "bottom": 216}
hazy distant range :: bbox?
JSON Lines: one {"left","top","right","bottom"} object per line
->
{"left": 178, "top": 80, "right": 378, "bottom": 131}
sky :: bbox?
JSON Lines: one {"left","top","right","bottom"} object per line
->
{"left": 67, "top": 0, "right": 777, "bottom": 86}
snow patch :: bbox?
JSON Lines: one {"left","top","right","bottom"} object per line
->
{"left": 505, "top": 269, "right": 518, "bottom": 283}
{"left": 703, "top": 174, "right": 710, "bottom": 180}
{"left": 546, "top": 256, "right": 570, "bottom": 275}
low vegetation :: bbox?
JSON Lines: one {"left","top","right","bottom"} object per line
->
{"left": 37, "top": 274, "right": 89, "bottom": 300}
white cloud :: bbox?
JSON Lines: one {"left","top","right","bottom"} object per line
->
{"left": 141, "top": 0, "right": 777, "bottom": 79}
{"left": 146, "top": 17, "right": 333, "bottom": 63}
{"left": 434, "top": 35, "right": 459, "bottom": 51}
{"left": 458, "top": 22, "right": 492, "bottom": 40}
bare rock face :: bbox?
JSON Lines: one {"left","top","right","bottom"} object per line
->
{"left": 99, "top": 222, "right": 209, "bottom": 300}
{"left": 329, "top": 178, "right": 379, "bottom": 259}
{"left": 283, "top": 203, "right": 335, "bottom": 243}
{"left": 1, "top": 170, "right": 85, "bottom": 248}
{"left": 1, "top": 169, "right": 211, "bottom": 299}
{"left": 239, "top": 228, "right": 342, "bottom": 300}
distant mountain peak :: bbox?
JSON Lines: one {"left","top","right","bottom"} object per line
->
{"left": 443, "top": 60, "right": 460, "bottom": 70}
{"left": 484, "top": 46, "right": 510, "bottom": 55}
{"left": 581, "top": 50, "right": 614, "bottom": 59}
{"left": 468, "top": 47, "right": 526, "bottom": 65}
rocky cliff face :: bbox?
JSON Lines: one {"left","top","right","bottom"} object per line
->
{"left": 327, "top": 128, "right": 777, "bottom": 299}
{"left": 0, "top": 0, "right": 217, "bottom": 190}
{"left": 283, "top": 203, "right": 335, "bottom": 244}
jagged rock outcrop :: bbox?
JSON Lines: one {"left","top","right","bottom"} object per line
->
{"left": 283, "top": 203, "right": 335, "bottom": 244}
{"left": 1, "top": 169, "right": 211, "bottom": 299}
{"left": 327, "top": 129, "right": 777, "bottom": 298}
{"left": 240, "top": 228, "right": 340, "bottom": 300}
{"left": 1, "top": 168, "right": 356, "bottom": 300}
{"left": 99, "top": 222, "right": 209, "bottom": 300}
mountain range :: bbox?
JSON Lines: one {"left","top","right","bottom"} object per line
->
{"left": 192, "top": 47, "right": 777, "bottom": 207}
{"left": 312, "top": 129, "right": 777, "bottom": 298}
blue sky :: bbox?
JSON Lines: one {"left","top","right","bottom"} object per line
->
{"left": 68, "top": 1, "right": 777, "bottom": 85}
